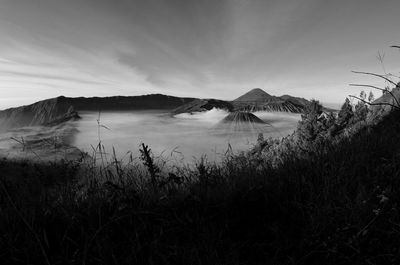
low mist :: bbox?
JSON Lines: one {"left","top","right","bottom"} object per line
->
{"left": 72, "top": 109, "right": 301, "bottom": 163}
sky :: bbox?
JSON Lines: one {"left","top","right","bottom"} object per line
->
{"left": 0, "top": 0, "right": 399, "bottom": 109}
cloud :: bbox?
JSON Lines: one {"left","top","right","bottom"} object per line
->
{"left": 0, "top": 0, "right": 400, "bottom": 109}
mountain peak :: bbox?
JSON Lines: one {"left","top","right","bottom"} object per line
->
{"left": 233, "top": 88, "right": 274, "bottom": 102}
{"left": 249, "top": 88, "right": 268, "bottom": 94}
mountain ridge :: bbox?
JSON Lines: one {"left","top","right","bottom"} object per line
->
{"left": 231, "top": 88, "right": 311, "bottom": 113}
{"left": 172, "top": 88, "right": 314, "bottom": 114}
{"left": 0, "top": 94, "right": 197, "bottom": 130}
{"left": 0, "top": 88, "right": 335, "bottom": 130}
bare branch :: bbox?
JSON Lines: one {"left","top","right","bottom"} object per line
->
{"left": 349, "top": 84, "right": 400, "bottom": 107}
{"left": 352, "top": 70, "right": 398, "bottom": 87}
{"left": 350, "top": 84, "right": 386, "bottom": 92}
{"left": 376, "top": 51, "right": 387, "bottom": 74}
{"left": 391, "top": 45, "right": 400, "bottom": 49}
{"left": 348, "top": 95, "right": 400, "bottom": 110}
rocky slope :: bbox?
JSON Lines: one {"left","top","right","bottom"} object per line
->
{"left": 0, "top": 94, "right": 196, "bottom": 130}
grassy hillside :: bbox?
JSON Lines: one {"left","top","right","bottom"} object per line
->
{"left": 1, "top": 92, "right": 400, "bottom": 264}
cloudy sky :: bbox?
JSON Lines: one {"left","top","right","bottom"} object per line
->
{"left": 0, "top": 0, "right": 399, "bottom": 109}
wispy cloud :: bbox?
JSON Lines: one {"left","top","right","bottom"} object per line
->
{"left": 0, "top": 70, "right": 108, "bottom": 85}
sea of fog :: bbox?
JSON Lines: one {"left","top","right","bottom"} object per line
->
{"left": 72, "top": 109, "right": 301, "bottom": 163}
{"left": 0, "top": 109, "right": 301, "bottom": 163}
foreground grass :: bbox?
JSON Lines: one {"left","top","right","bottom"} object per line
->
{"left": 1, "top": 110, "right": 400, "bottom": 265}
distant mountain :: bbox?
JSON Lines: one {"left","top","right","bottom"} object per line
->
{"left": 172, "top": 88, "right": 316, "bottom": 115}
{"left": 172, "top": 99, "right": 233, "bottom": 115}
{"left": 232, "top": 88, "right": 309, "bottom": 113}
{"left": 0, "top": 88, "right": 334, "bottom": 130}
{"left": 0, "top": 94, "right": 197, "bottom": 130}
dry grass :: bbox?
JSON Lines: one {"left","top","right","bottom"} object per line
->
{"left": 1, "top": 104, "right": 400, "bottom": 264}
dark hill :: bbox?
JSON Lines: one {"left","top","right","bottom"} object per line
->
{"left": 57, "top": 94, "right": 196, "bottom": 111}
